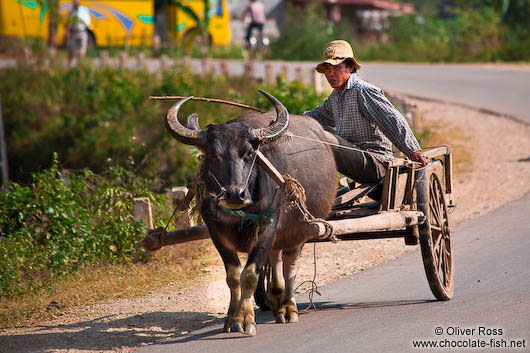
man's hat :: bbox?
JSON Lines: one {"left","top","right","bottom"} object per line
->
{"left": 315, "top": 40, "right": 361, "bottom": 73}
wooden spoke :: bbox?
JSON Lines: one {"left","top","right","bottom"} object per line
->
{"left": 431, "top": 225, "right": 443, "bottom": 232}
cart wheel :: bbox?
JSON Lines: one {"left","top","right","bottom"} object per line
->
{"left": 416, "top": 161, "right": 454, "bottom": 300}
{"left": 254, "top": 261, "right": 272, "bottom": 311}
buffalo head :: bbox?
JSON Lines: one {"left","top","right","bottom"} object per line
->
{"left": 165, "top": 90, "right": 289, "bottom": 210}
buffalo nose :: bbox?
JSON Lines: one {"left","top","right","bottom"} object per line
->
{"left": 227, "top": 187, "right": 246, "bottom": 202}
{"left": 236, "top": 188, "right": 246, "bottom": 201}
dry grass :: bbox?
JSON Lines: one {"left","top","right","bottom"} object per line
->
{"left": 417, "top": 115, "right": 474, "bottom": 175}
{"left": 0, "top": 239, "right": 220, "bottom": 328}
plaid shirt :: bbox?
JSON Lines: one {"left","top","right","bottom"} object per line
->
{"left": 303, "top": 73, "right": 421, "bottom": 162}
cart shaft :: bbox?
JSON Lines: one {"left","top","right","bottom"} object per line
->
{"left": 140, "top": 211, "right": 424, "bottom": 250}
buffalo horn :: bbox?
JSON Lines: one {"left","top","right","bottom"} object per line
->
{"left": 251, "top": 90, "right": 290, "bottom": 142}
{"left": 165, "top": 96, "right": 207, "bottom": 146}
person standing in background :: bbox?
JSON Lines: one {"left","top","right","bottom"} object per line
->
{"left": 65, "top": 0, "right": 91, "bottom": 67}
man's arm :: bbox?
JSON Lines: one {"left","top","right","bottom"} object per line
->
{"left": 360, "top": 86, "right": 428, "bottom": 166}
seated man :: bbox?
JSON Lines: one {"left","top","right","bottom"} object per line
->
{"left": 303, "top": 40, "right": 428, "bottom": 185}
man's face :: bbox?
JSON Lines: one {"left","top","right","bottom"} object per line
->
{"left": 322, "top": 62, "right": 351, "bottom": 91}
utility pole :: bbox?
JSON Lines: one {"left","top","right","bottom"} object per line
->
{"left": 0, "top": 95, "right": 9, "bottom": 190}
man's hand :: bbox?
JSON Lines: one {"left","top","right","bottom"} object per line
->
{"left": 411, "top": 150, "right": 429, "bottom": 167}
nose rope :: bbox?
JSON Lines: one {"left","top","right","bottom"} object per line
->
{"left": 208, "top": 170, "right": 226, "bottom": 200}
{"left": 243, "top": 145, "right": 260, "bottom": 192}
{"left": 206, "top": 145, "right": 261, "bottom": 200}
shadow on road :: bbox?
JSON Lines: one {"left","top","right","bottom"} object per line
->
{"left": 1, "top": 300, "right": 437, "bottom": 351}
{"left": 0, "top": 311, "right": 224, "bottom": 352}
{"left": 149, "top": 299, "right": 437, "bottom": 346}
{"left": 302, "top": 299, "right": 436, "bottom": 312}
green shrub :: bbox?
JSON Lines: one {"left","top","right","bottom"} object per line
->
{"left": 255, "top": 75, "right": 328, "bottom": 114}
{"left": 0, "top": 154, "right": 168, "bottom": 297}
{"left": 267, "top": 3, "right": 529, "bottom": 63}
{"left": 1, "top": 64, "right": 328, "bottom": 188}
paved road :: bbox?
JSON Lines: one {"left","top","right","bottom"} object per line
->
{"left": 359, "top": 63, "right": 530, "bottom": 125}
{"left": 179, "top": 60, "right": 530, "bottom": 125}
{"left": 136, "top": 193, "right": 530, "bottom": 353}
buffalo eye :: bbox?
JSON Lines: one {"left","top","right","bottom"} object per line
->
{"left": 208, "top": 144, "right": 224, "bottom": 163}
{"left": 239, "top": 145, "right": 254, "bottom": 162}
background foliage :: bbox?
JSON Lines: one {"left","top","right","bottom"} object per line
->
{"left": 268, "top": 1, "right": 530, "bottom": 62}
{"left": 0, "top": 64, "right": 328, "bottom": 298}
{"left": 1, "top": 65, "right": 327, "bottom": 187}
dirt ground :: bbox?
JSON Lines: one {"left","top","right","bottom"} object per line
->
{"left": 2, "top": 98, "right": 530, "bottom": 353}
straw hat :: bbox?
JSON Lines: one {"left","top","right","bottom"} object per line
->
{"left": 315, "top": 40, "right": 361, "bottom": 73}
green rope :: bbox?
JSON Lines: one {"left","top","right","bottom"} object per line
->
{"left": 198, "top": 180, "right": 275, "bottom": 239}
{"left": 219, "top": 206, "right": 274, "bottom": 227}
{"left": 220, "top": 206, "right": 275, "bottom": 241}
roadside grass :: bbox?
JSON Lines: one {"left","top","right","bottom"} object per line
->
{"left": 417, "top": 117, "right": 474, "bottom": 175}
{"left": 0, "top": 240, "right": 221, "bottom": 328}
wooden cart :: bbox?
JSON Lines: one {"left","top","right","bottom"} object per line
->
{"left": 140, "top": 145, "right": 455, "bottom": 307}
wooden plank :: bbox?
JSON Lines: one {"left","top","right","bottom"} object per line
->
{"left": 404, "top": 167, "right": 416, "bottom": 206}
{"left": 328, "top": 203, "right": 381, "bottom": 220}
{"left": 444, "top": 147, "right": 453, "bottom": 194}
{"left": 422, "top": 145, "right": 450, "bottom": 159}
{"left": 325, "top": 210, "right": 424, "bottom": 237}
{"left": 308, "top": 230, "right": 407, "bottom": 243}
{"left": 393, "top": 171, "right": 409, "bottom": 209}
{"left": 389, "top": 167, "right": 399, "bottom": 209}
{"left": 333, "top": 183, "right": 376, "bottom": 209}
{"left": 380, "top": 165, "right": 394, "bottom": 211}
{"left": 255, "top": 150, "right": 285, "bottom": 187}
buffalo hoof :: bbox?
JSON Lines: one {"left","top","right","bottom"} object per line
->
{"left": 223, "top": 320, "right": 234, "bottom": 333}
{"left": 223, "top": 321, "right": 230, "bottom": 333}
{"left": 244, "top": 323, "right": 257, "bottom": 336}
{"left": 288, "top": 312, "right": 299, "bottom": 323}
{"left": 231, "top": 322, "right": 244, "bottom": 334}
{"left": 275, "top": 313, "right": 286, "bottom": 324}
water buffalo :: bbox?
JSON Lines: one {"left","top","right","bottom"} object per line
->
{"left": 165, "top": 90, "right": 336, "bottom": 336}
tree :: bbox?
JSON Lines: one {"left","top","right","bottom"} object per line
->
{"left": 39, "top": 0, "right": 60, "bottom": 49}
{"left": 174, "top": 0, "right": 212, "bottom": 57}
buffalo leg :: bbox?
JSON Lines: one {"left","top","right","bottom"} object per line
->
{"left": 235, "top": 222, "right": 278, "bottom": 336}
{"left": 277, "top": 246, "right": 303, "bottom": 324}
{"left": 268, "top": 249, "right": 285, "bottom": 318}
{"left": 209, "top": 234, "right": 243, "bottom": 333}
{"left": 225, "top": 263, "right": 243, "bottom": 333}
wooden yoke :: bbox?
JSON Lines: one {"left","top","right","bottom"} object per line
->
{"left": 255, "top": 150, "right": 285, "bottom": 187}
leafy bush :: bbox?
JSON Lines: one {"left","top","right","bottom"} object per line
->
{"left": 0, "top": 154, "right": 168, "bottom": 297}
{"left": 1, "top": 64, "right": 327, "bottom": 188}
{"left": 255, "top": 75, "right": 327, "bottom": 114}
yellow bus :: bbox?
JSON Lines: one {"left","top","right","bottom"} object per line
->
{"left": 0, "top": 0, "right": 231, "bottom": 47}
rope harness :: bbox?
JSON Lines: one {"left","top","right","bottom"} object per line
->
{"left": 285, "top": 132, "right": 421, "bottom": 166}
